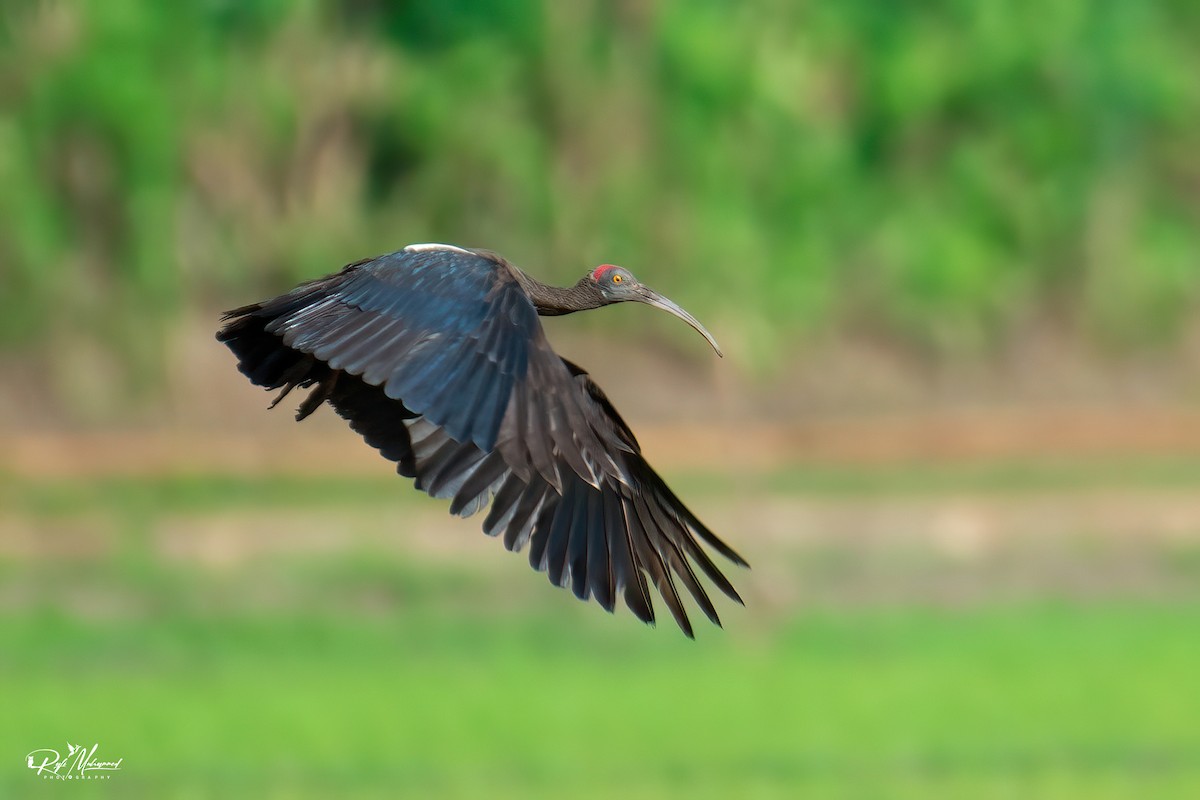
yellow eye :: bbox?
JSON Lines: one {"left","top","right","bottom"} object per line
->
{"left": 612, "top": 274, "right": 623, "bottom": 284}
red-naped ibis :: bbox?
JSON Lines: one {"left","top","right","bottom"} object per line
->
{"left": 217, "top": 243, "right": 746, "bottom": 636}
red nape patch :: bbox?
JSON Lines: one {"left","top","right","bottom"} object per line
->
{"left": 591, "top": 264, "right": 619, "bottom": 281}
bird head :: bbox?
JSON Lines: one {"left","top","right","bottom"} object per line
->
{"left": 589, "top": 265, "right": 723, "bottom": 356}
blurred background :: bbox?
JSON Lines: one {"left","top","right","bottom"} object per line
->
{"left": 2, "top": 1, "right": 1199, "bottom": 796}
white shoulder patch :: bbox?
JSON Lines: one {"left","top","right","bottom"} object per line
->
{"left": 403, "top": 243, "right": 472, "bottom": 255}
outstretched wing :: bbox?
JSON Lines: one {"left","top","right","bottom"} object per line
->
{"left": 217, "top": 245, "right": 746, "bottom": 635}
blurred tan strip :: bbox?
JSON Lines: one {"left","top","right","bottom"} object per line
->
{"left": 3, "top": 408, "right": 1200, "bottom": 479}
{"left": 641, "top": 408, "right": 1200, "bottom": 469}
{"left": 1, "top": 430, "right": 383, "bottom": 479}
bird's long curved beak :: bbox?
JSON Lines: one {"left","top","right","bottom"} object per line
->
{"left": 632, "top": 286, "right": 723, "bottom": 357}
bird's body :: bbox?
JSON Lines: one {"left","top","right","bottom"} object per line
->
{"left": 217, "top": 244, "right": 745, "bottom": 636}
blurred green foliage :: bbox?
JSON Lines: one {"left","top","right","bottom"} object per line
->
{"left": 5, "top": 606, "right": 1199, "bottom": 797}
{"left": 2, "top": 0, "right": 1199, "bottom": 369}
{"left": 4, "top": 464, "right": 1200, "bottom": 796}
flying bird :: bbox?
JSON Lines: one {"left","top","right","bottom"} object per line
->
{"left": 217, "top": 244, "right": 746, "bottom": 636}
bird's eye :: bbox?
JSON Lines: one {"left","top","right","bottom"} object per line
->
{"left": 612, "top": 274, "right": 624, "bottom": 284}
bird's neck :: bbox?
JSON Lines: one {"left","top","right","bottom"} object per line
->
{"left": 519, "top": 275, "right": 605, "bottom": 316}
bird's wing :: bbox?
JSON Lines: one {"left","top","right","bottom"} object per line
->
{"left": 495, "top": 355, "right": 748, "bottom": 635}
{"left": 256, "top": 248, "right": 535, "bottom": 459}
{"left": 230, "top": 247, "right": 618, "bottom": 491}
{"left": 345, "top": 356, "right": 747, "bottom": 637}
{"left": 217, "top": 247, "right": 746, "bottom": 635}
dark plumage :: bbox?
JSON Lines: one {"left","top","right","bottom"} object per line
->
{"left": 216, "top": 243, "right": 746, "bottom": 636}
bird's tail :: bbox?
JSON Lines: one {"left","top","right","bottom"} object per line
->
{"left": 217, "top": 294, "right": 423, "bottom": 472}
{"left": 217, "top": 297, "right": 337, "bottom": 421}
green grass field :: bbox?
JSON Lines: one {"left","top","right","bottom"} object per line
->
{"left": 3, "top": 467, "right": 1199, "bottom": 798}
